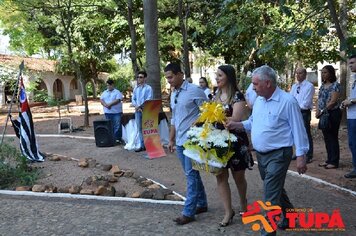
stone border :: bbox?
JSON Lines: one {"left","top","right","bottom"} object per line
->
{"left": 0, "top": 190, "right": 185, "bottom": 205}
{"left": 6, "top": 135, "right": 354, "bottom": 198}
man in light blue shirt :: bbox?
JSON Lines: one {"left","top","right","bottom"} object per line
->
{"left": 166, "top": 63, "right": 208, "bottom": 225}
{"left": 226, "top": 65, "right": 308, "bottom": 235}
{"left": 132, "top": 71, "right": 153, "bottom": 152}
{"left": 290, "top": 68, "right": 315, "bottom": 163}
{"left": 100, "top": 79, "right": 123, "bottom": 144}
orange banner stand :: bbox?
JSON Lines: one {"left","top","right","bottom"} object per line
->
{"left": 142, "top": 100, "right": 166, "bottom": 159}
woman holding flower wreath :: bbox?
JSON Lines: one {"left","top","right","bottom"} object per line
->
{"left": 214, "top": 65, "right": 253, "bottom": 227}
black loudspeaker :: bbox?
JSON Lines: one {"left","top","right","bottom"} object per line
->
{"left": 93, "top": 119, "right": 115, "bottom": 147}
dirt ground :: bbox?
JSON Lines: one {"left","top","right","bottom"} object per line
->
{"left": 0, "top": 99, "right": 355, "bottom": 193}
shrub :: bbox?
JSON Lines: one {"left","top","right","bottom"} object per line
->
{"left": 33, "top": 89, "right": 48, "bottom": 102}
{"left": 0, "top": 141, "right": 38, "bottom": 189}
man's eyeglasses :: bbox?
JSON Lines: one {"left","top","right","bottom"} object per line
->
{"left": 174, "top": 89, "right": 181, "bottom": 104}
{"left": 297, "top": 86, "right": 300, "bottom": 94}
{"left": 137, "top": 76, "right": 144, "bottom": 79}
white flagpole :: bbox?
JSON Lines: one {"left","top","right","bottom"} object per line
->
{"left": 0, "top": 61, "right": 24, "bottom": 147}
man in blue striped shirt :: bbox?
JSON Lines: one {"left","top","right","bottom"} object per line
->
{"left": 132, "top": 71, "right": 153, "bottom": 152}
{"left": 165, "top": 63, "right": 208, "bottom": 225}
{"left": 226, "top": 65, "right": 309, "bottom": 235}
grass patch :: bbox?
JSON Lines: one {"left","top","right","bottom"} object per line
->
{"left": 0, "top": 141, "right": 38, "bottom": 189}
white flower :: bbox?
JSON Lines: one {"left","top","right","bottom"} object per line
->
{"left": 186, "top": 124, "right": 237, "bottom": 150}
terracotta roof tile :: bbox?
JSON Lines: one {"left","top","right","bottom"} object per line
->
{"left": 0, "top": 54, "right": 57, "bottom": 72}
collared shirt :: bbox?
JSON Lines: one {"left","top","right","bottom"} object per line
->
{"left": 347, "top": 74, "right": 356, "bottom": 119}
{"left": 171, "top": 80, "right": 207, "bottom": 146}
{"left": 203, "top": 87, "right": 212, "bottom": 99}
{"left": 100, "top": 89, "right": 123, "bottom": 114}
{"left": 132, "top": 84, "right": 153, "bottom": 107}
{"left": 245, "top": 83, "right": 257, "bottom": 107}
{"left": 242, "top": 87, "right": 309, "bottom": 156}
{"left": 290, "top": 79, "right": 315, "bottom": 110}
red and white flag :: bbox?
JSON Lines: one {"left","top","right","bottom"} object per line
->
{"left": 16, "top": 76, "right": 44, "bottom": 161}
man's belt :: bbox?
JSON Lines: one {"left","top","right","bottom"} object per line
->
{"left": 300, "top": 109, "right": 311, "bottom": 113}
{"left": 256, "top": 146, "right": 292, "bottom": 155}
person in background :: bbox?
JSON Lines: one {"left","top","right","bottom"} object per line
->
{"left": 226, "top": 65, "right": 309, "bottom": 235}
{"left": 132, "top": 71, "right": 153, "bottom": 152}
{"left": 214, "top": 65, "right": 252, "bottom": 227}
{"left": 199, "top": 77, "right": 212, "bottom": 100}
{"left": 245, "top": 83, "right": 257, "bottom": 109}
{"left": 166, "top": 63, "right": 208, "bottom": 225}
{"left": 290, "top": 68, "right": 315, "bottom": 163}
{"left": 341, "top": 55, "right": 356, "bottom": 178}
{"left": 316, "top": 65, "right": 342, "bottom": 169}
{"left": 100, "top": 79, "right": 124, "bottom": 144}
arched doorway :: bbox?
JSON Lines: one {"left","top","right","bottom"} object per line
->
{"left": 53, "top": 79, "right": 64, "bottom": 99}
{"left": 34, "top": 79, "right": 48, "bottom": 102}
{"left": 36, "top": 79, "right": 47, "bottom": 91}
{"left": 69, "top": 78, "right": 80, "bottom": 99}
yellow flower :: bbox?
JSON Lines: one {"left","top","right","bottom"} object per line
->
{"left": 196, "top": 102, "right": 226, "bottom": 124}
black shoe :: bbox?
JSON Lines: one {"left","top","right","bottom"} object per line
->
{"left": 278, "top": 223, "right": 289, "bottom": 230}
{"left": 344, "top": 171, "right": 356, "bottom": 179}
{"left": 135, "top": 147, "right": 146, "bottom": 152}
{"left": 196, "top": 206, "right": 208, "bottom": 214}
{"left": 219, "top": 210, "right": 235, "bottom": 227}
{"left": 278, "top": 219, "right": 290, "bottom": 230}
{"left": 306, "top": 159, "right": 313, "bottom": 164}
{"left": 291, "top": 155, "right": 297, "bottom": 160}
{"left": 116, "top": 139, "right": 125, "bottom": 145}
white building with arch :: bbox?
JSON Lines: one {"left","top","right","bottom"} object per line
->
{"left": 0, "top": 54, "right": 82, "bottom": 106}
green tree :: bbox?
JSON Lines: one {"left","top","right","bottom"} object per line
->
{"left": 0, "top": 0, "right": 130, "bottom": 126}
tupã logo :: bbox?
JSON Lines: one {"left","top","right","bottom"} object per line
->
{"left": 242, "top": 201, "right": 282, "bottom": 233}
{"left": 144, "top": 119, "right": 154, "bottom": 128}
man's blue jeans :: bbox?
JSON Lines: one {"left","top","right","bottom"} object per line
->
{"left": 348, "top": 119, "right": 356, "bottom": 172}
{"left": 176, "top": 145, "right": 207, "bottom": 218}
{"left": 135, "top": 111, "right": 144, "bottom": 148}
{"left": 105, "top": 113, "right": 122, "bottom": 140}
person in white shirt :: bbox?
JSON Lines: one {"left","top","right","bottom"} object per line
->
{"left": 100, "top": 79, "right": 123, "bottom": 144}
{"left": 226, "top": 65, "right": 309, "bottom": 235}
{"left": 290, "top": 68, "right": 315, "bottom": 163}
{"left": 199, "top": 77, "right": 212, "bottom": 100}
{"left": 132, "top": 71, "right": 153, "bottom": 152}
{"left": 341, "top": 55, "right": 356, "bottom": 178}
{"left": 245, "top": 83, "right": 257, "bottom": 109}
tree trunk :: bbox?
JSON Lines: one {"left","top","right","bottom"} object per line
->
{"left": 89, "top": 61, "right": 98, "bottom": 99}
{"left": 327, "top": 0, "right": 348, "bottom": 125}
{"left": 339, "top": 0, "right": 348, "bottom": 125}
{"left": 75, "top": 64, "right": 90, "bottom": 127}
{"left": 60, "top": 0, "right": 90, "bottom": 127}
{"left": 143, "top": 0, "right": 161, "bottom": 100}
{"left": 178, "top": 0, "right": 191, "bottom": 82}
{"left": 127, "top": 0, "right": 139, "bottom": 76}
